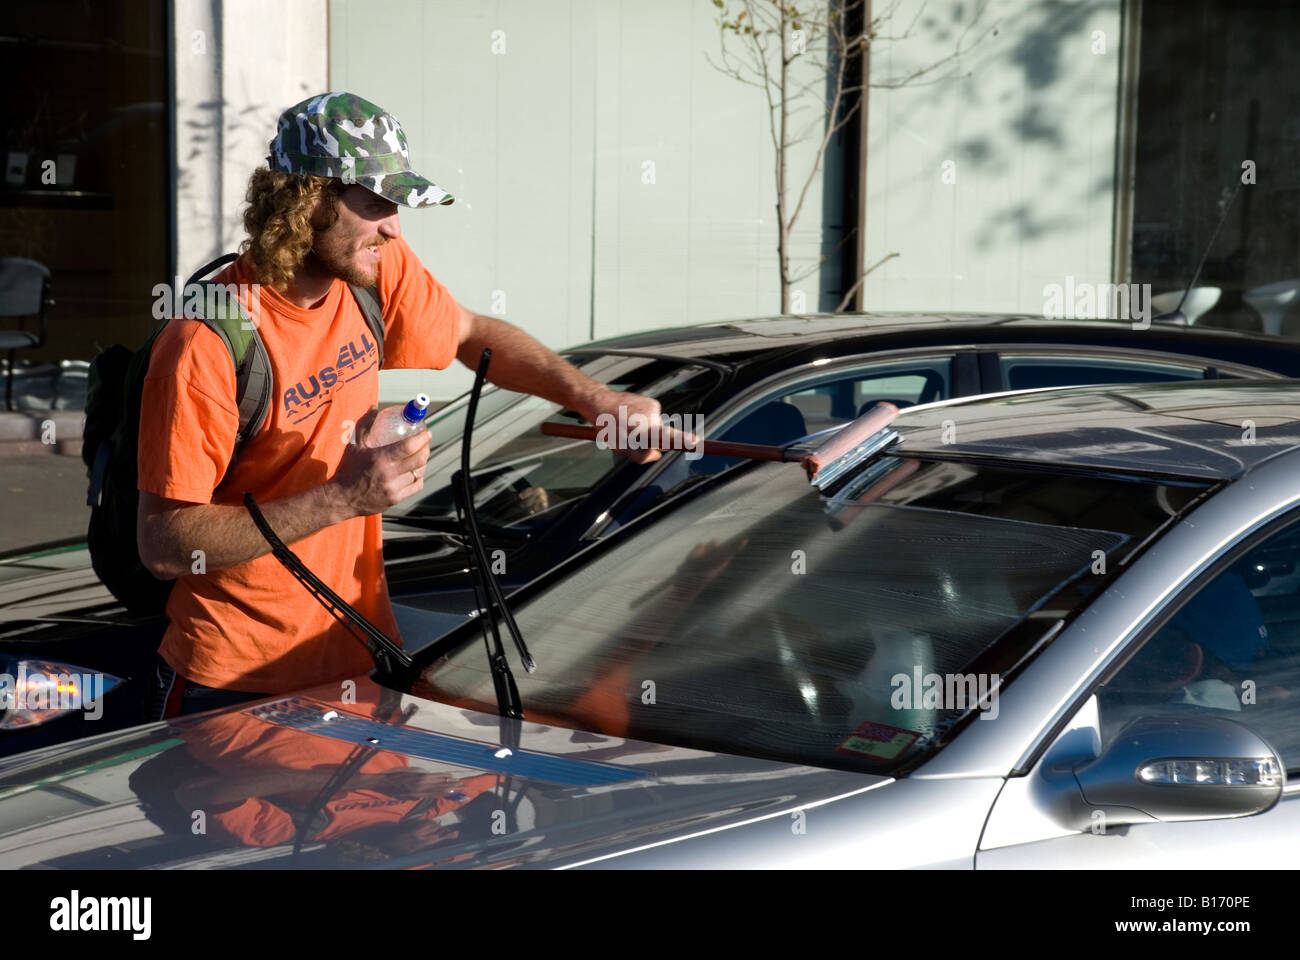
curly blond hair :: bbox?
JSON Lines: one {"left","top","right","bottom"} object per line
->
{"left": 240, "top": 168, "right": 347, "bottom": 288}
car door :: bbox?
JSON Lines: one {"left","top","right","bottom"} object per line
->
{"left": 977, "top": 510, "right": 1300, "bottom": 867}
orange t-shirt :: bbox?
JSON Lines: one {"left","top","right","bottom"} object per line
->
{"left": 138, "top": 236, "right": 460, "bottom": 692}
{"left": 208, "top": 776, "right": 499, "bottom": 848}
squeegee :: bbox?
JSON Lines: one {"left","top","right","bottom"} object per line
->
{"left": 541, "top": 401, "right": 902, "bottom": 486}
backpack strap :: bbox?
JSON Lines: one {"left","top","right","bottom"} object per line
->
{"left": 347, "top": 283, "right": 386, "bottom": 369}
{"left": 200, "top": 300, "right": 272, "bottom": 452}
{"left": 186, "top": 252, "right": 238, "bottom": 286}
{"left": 183, "top": 254, "right": 271, "bottom": 455}
{"left": 184, "top": 258, "right": 386, "bottom": 473}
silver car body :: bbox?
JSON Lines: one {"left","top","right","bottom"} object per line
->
{"left": 0, "top": 380, "right": 1296, "bottom": 868}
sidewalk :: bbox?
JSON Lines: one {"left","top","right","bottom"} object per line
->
{"left": 0, "top": 454, "right": 90, "bottom": 554}
{"left": 0, "top": 373, "right": 88, "bottom": 552}
{"left": 0, "top": 410, "right": 84, "bottom": 458}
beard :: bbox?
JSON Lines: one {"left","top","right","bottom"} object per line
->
{"left": 309, "top": 225, "right": 384, "bottom": 286}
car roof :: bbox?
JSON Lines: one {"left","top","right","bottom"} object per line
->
{"left": 570, "top": 312, "right": 1300, "bottom": 376}
{"left": 888, "top": 379, "right": 1300, "bottom": 481}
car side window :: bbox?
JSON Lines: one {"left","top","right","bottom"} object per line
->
{"left": 1001, "top": 355, "right": 1208, "bottom": 391}
{"left": 783, "top": 368, "right": 948, "bottom": 435}
{"left": 602, "top": 357, "right": 954, "bottom": 531}
{"left": 1095, "top": 518, "right": 1300, "bottom": 772}
{"left": 698, "top": 358, "right": 953, "bottom": 469}
{"left": 717, "top": 359, "right": 951, "bottom": 447}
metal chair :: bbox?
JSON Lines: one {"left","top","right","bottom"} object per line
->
{"left": 0, "top": 258, "right": 53, "bottom": 410}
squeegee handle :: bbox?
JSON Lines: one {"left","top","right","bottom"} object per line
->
{"left": 539, "top": 421, "right": 800, "bottom": 462}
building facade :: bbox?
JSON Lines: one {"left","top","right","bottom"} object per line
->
{"left": 3, "top": 0, "right": 1295, "bottom": 401}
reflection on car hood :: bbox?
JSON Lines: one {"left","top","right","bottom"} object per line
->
{"left": 0, "top": 676, "right": 882, "bottom": 869}
{"left": 0, "top": 544, "right": 123, "bottom": 625}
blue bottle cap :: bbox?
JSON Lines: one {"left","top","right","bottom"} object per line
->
{"left": 402, "top": 393, "right": 431, "bottom": 424}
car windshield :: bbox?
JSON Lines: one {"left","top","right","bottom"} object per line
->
{"left": 413, "top": 455, "right": 1208, "bottom": 775}
{"left": 386, "top": 354, "right": 720, "bottom": 533}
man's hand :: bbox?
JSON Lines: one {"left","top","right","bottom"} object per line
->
{"left": 517, "top": 485, "right": 551, "bottom": 514}
{"left": 137, "top": 410, "right": 433, "bottom": 581}
{"left": 362, "top": 769, "right": 477, "bottom": 796}
{"left": 580, "top": 387, "right": 664, "bottom": 464}
{"left": 327, "top": 427, "right": 432, "bottom": 519}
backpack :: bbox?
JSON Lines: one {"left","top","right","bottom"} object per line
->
{"left": 83, "top": 253, "right": 386, "bottom": 616}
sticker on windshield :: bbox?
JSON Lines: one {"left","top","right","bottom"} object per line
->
{"left": 835, "top": 721, "right": 920, "bottom": 761}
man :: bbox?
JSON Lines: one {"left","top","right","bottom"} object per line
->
{"left": 137, "top": 93, "right": 660, "bottom": 717}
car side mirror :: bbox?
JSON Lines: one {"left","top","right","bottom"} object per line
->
{"left": 1057, "top": 715, "right": 1284, "bottom": 831}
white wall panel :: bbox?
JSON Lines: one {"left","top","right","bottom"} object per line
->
{"left": 331, "top": 0, "right": 829, "bottom": 399}
{"left": 862, "top": 0, "right": 1120, "bottom": 315}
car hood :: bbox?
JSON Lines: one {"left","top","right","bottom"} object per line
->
{"left": 0, "top": 675, "right": 883, "bottom": 869}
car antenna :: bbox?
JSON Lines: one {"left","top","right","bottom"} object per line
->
{"left": 243, "top": 492, "right": 413, "bottom": 677}
{"left": 453, "top": 348, "right": 537, "bottom": 723}
{"left": 1156, "top": 179, "right": 1243, "bottom": 323}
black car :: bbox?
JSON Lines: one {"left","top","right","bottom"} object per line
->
{"left": 2, "top": 311, "right": 1300, "bottom": 757}
{"left": 381, "top": 313, "right": 1300, "bottom": 620}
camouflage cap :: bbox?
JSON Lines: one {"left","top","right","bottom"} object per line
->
{"left": 268, "top": 92, "right": 454, "bottom": 208}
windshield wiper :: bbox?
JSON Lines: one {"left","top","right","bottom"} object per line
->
{"left": 243, "top": 493, "right": 413, "bottom": 676}
{"left": 454, "top": 348, "right": 537, "bottom": 721}
{"left": 382, "top": 513, "right": 531, "bottom": 541}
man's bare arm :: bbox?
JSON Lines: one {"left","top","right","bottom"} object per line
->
{"left": 456, "top": 311, "right": 612, "bottom": 417}
{"left": 456, "top": 308, "right": 662, "bottom": 462}
{"left": 137, "top": 426, "right": 432, "bottom": 579}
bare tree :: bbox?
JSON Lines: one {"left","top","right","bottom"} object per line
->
{"left": 708, "top": 0, "right": 993, "bottom": 312}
